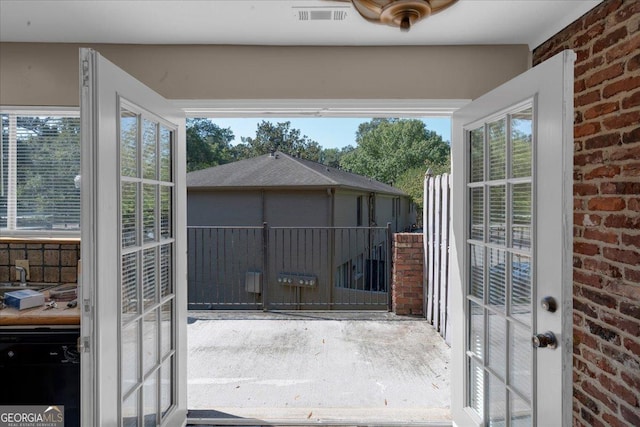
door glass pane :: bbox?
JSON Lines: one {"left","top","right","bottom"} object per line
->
{"left": 143, "top": 248, "right": 157, "bottom": 309}
{"left": 122, "top": 320, "right": 140, "bottom": 396}
{"left": 511, "top": 255, "right": 532, "bottom": 326}
{"left": 159, "top": 126, "right": 172, "bottom": 182}
{"left": 469, "top": 301, "right": 484, "bottom": 358}
{"left": 470, "top": 245, "right": 484, "bottom": 299}
{"left": 511, "top": 108, "right": 533, "bottom": 179}
{"left": 160, "top": 300, "right": 173, "bottom": 358}
{"left": 469, "top": 358, "right": 484, "bottom": 418}
{"left": 510, "top": 392, "right": 532, "bottom": 427}
{"left": 512, "top": 183, "right": 531, "bottom": 250}
{"left": 121, "top": 110, "right": 138, "bottom": 178}
{"left": 160, "top": 244, "right": 173, "bottom": 298}
{"left": 489, "top": 119, "right": 506, "bottom": 180}
{"left": 470, "top": 127, "right": 484, "bottom": 182}
{"left": 122, "top": 252, "right": 139, "bottom": 315}
{"left": 509, "top": 322, "right": 532, "bottom": 401}
{"left": 488, "top": 313, "right": 506, "bottom": 381}
{"left": 122, "top": 182, "right": 138, "bottom": 248}
{"left": 488, "top": 249, "right": 506, "bottom": 311}
{"left": 142, "top": 119, "right": 157, "bottom": 180}
{"left": 489, "top": 185, "right": 506, "bottom": 245}
{"left": 160, "top": 186, "right": 172, "bottom": 239}
{"left": 143, "top": 310, "right": 158, "bottom": 376}
{"left": 143, "top": 373, "right": 158, "bottom": 427}
{"left": 122, "top": 388, "right": 140, "bottom": 427}
{"left": 160, "top": 358, "right": 174, "bottom": 418}
{"left": 488, "top": 374, "right": 506, "bottom": 427}
{"left": 470, "top": 187, "right": 484, "bottom": 240}
{"left": 143, "top": 185, "right": 156, "bottom": 243}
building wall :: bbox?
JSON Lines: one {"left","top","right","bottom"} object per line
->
{"left": 187, "top": 191, "right": 263, "bottom": 226}
{"left": 0, "top": 43, "right": 529, "bottom": 106}
{"left": 533, "top": 1, "right": 640, "bottom": 426}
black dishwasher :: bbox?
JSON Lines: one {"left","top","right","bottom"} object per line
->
{"left": 0, "top": 329, "right": 80, "bottom": 427}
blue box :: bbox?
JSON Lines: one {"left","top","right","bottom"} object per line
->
{"left": 4, "top": 289, "right": 45, "bottom": 310}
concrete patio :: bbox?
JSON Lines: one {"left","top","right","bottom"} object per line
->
{"left": 187, "top": 311, "right": 451, "bottom": 426}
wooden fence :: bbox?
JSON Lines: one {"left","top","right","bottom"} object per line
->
{"left": 423, "top": 173, "right": 452, "bottom": 345}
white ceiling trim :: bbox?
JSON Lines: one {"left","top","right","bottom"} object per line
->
{"left": 175, "top": 99, "right": 470, "bottom": 118}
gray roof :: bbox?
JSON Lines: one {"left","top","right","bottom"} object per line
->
{"left": 187, "top": 151, "right": 406, "bottom": 196}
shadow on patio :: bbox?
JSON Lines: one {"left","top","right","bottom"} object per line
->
{"left": 186, "top": 311, "right": 451, "bottom": 426}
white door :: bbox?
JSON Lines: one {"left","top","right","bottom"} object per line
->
{"left": 80, "top": 49, "right": 187, "bottom": 426}
{"left": 450, "top": 50, "right": 575, "bottom": 427}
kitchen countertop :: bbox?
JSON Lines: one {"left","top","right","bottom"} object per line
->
{"left": 0, "top": 285, "right": 80, "bottom": 326}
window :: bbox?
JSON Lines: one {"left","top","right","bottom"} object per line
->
{"left": 1, "top": 110, "right": 80, "bottom": 236}
{"left": 356, "top": 196, "right": 363, "bottom": 226}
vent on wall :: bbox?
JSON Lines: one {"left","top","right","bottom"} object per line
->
{"left": 296, "top": 8, "right": 349, "bottom": 21}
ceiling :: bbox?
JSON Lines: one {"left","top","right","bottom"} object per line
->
{"left": 0, "top": 0, "right": 600, "bottom": 49}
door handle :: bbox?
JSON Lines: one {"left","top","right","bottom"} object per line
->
{"left": 532, "top": 331, "right": 557, "bottom": 349}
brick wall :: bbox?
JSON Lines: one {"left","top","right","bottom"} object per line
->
{"left": 532, "top": 1, "right": 640, "bottom": 426}
{"left": 0, "top": 241, "right": 80, "bottom": 284}
{"left": 392, "top": 233, "right": 424, "bottom": 315}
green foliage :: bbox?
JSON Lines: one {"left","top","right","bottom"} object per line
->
{"left": 319, "top": 145, "right": 355, "bottom": 168}
{"left": 186, "top": 118, "right": 234, "bottom": 172}
{"left": 233, "top": 120, "right": 322, "bottom": 161}
{"left": 395, "top": 156, "right": 451, "bottom": 218}
{"left": 339, "top": 118, "right": 450, "bottom": 186}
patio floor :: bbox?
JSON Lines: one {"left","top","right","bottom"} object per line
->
{"left": 187, "top": 311, "right": 451, "bottom": 426}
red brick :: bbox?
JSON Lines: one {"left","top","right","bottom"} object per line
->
{"left": 584, "top": 133, "right": 621, "bottom": 150}
{"left": 582, "top": 257, "right": 622, "bottom": 278}
{"left": 575, "top": 23, "right": 605, "bottom": 48}
{"left": 583, "top": 229, "right": 619, "bottom": 245}
{"left": 598, "top": 373, "right": 639, "bottom": 408}
{"left": 629, "top": 198, "right": 640, "bottom": 212}
{"left": 586, "top": 63, "right": 625, "bottom": 88}
{"left": 602, "top": 343, "right": 640, "bottom": 370}
{"left": 582, "top": 347, "right": 618, "bottom": 375}
{"left": 574, "top": 387, "right": 601, "bottom": 415}
{"left": 606, "top": 29, "right": 640, "bottom": 62}
{"left": 610, "top": 144, "right": 640, "bottom": 160}
{"left": 621, "top": 233, "right": 640, "bottom": 249}
{"left": 628, "top": 52, "right": 640, "bottom": 72}
{"left": 574, "top": 241, "right": 601, "bottom": 255}
{"left": 603, "top": 75, "right": 640, "bottom": 98}
{"left": 575, "top": 357, "right": 598, "bottom": 378}
{"left": 621, "top": 127, "right": 640, "bottom": 144}
{"left": 621, "top": 89, "right": 640, "bottom": 109}
{"left": 584, "top": 101, "right": 619, "bottom": 120}
{"left": 603, "top": 247, "right": 640, "bottom": 265}
{"left": 584, "top": 165, "right": 621, "bottom": 180}
{"left": 583, "top": 0, "right": 623, "bottom": 28}
{"left": 600, "top": 181, "right": 640, "bottom": 195}
{"left": 623, "top": 337, "right": 640, "bottom": 358}
{"left": 624, "top": 267, "right": 640, "bottom": 282}
{"left": 582, "top": 380, "right": 618, "bottom": 412}
{"left": 574, "top": 183, "right": 598, "bottom": 196}
{"left": 580, "top": 286, "right": 617, "bottom": 308}
{"left": 621, "top": 404, "right": 640, "bottom": 426}
{"left": 621, "top": 162, "right": 640, "bottom": 176}
{"left": 575, "top": 213, "right": 602, "bottom": 227}
{"left": 575, "top": 328, "right": 599, "bottom": 350}
{"left": 600, "top": 312, "right": 640, "bottom": 337}
{"left": 593, "top": 26, "right": 628, "bottom": 54}
{"left": 621, "top": 371, "right": 640, "bottom": 393}
{"left": 574, "top": 121, "right": 601, "bottom": 138}
{"left": 575, "top": 78, "right": 587, "bottom": 94}
{"left": 587, "top": 197, "right": 625, "bottom": 211}
{"left": 602, "top": 413, "right": 628, "bottom": 427}
{"left": 613, "top": 0, "right": 640, "bottom": 24}
{"left": 603, "top": 110, "right": 640, "bottom": 130}
{"left": 604, "top": 280, "right": 640, "bottom": 300}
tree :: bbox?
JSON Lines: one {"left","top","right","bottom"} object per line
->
{"left": 186, "top": 118, "right": 234, "bottom": 172}
{"left": 319, "top": 145, "right": 355, "bottom": 168}
{"left": 339, "top": 118, "right": 450, "bottom": 185}
{"left": 233, "top": 120, "right": 322, "bottom": 161}
{"left": 395, "top": 156, "right": 451, "bottom": 219}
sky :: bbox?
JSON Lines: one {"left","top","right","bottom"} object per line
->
{"left": 209, "top": 117, "right": 451, "bottom": 150}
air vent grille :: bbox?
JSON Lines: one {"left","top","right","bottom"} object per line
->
{"left": 296, "top": 8, "right": 348, "bottom": 21}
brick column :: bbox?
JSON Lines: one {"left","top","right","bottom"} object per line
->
{"left": 392, "top": 233, "right": 424, "bottom": 316}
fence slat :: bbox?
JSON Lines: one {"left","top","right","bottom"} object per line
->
{"left": 423, "top": 173, "right": 452, "bottom": 343}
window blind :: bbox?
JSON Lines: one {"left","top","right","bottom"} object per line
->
{"left": 1, "top": 111, "right": 81, "bottom": 235}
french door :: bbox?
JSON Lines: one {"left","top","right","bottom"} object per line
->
{"left": 451, "top": 50, "right": 575, "bottom": 426}
{"left": 80, "top": 49, "right": 187, "bottom": 426}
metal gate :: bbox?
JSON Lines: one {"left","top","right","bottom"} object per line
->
{"left": 187, "top": 224, "right": 392, "bottom": 310}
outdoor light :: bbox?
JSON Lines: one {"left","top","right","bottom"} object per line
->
{"left": 343, "top": 0, "right": 458, "bottom": 31}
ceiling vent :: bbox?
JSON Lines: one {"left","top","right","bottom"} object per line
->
{"left": 295, "top": 7, "right": 349, "bottom": 21}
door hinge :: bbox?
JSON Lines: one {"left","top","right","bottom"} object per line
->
{"left": 82, "top": 60, "right": 90, "bottom": 87}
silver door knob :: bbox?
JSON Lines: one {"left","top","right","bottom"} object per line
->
{"left": 532, "top": 331, "right": 557, "bottom": 349}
